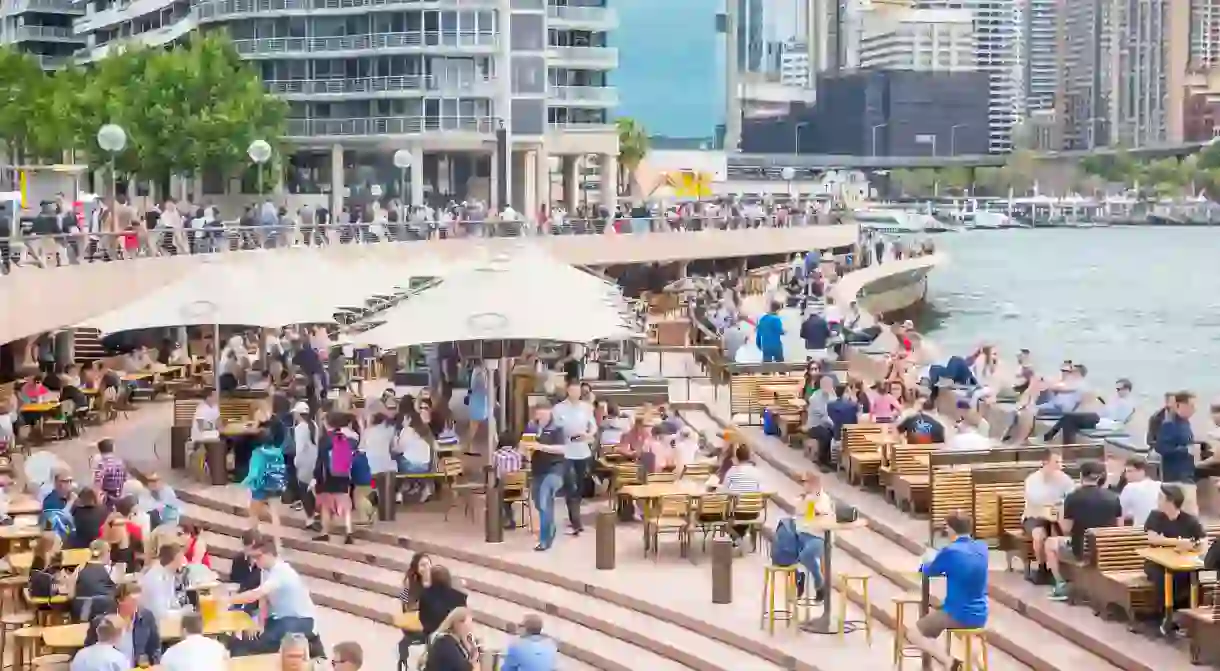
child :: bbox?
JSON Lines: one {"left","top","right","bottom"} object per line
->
{"left": 240, "top": 429, "right": 286, "bottom": 552}
{"left": 350, "top": 438, "right": 374, "bottom": 526}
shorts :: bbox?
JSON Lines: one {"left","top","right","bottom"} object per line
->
{"left": 1050, "top": 537, "right": 1080, "bottom": 559}
{"left": 916, "top": 610, "right": 970, "bottom": 638}
{"left": 1022, "top": 517, "right": 1051, "bottom": 535}
{"left": 250, "top": 489, "right": 276, "bottom": 502}
{"left": 315, "top": 492, "right": 352, "bottom": 517}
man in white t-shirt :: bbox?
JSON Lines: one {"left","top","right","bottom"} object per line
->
{"left": 191, "top": 388, "right": 220, "bottom": 442}
{"left": 552, "top": 383, "right": 595, "bottom": 537}
{"left": 160, "top": 613, "right": 228, "bottom": 671}
{"left": 948, "top": 415, "right": 991, "bottom": 451}
{"left": 1118, "top": 456, "right": 1160, "bottom": 528}
{"left": 229, "top": 537, "right": 317, "bottom": 652}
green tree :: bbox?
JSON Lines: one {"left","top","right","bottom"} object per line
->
{"left": 999, "top": 150, "right": 1037, "bottom": 195}
{"left": 0, "top": 47, "right": 68, "bottom": 167}
{"left": 1139, "top": 157, "right": 1187, "bottom": 197}
{"left": 615, "top": 117, "right": 649, "bottom": 196}
{"left": 936, "top": 166, "right": 972, "bottom": 194}
{"left": 889, "top": 168, "right": 936, "bottom": 195}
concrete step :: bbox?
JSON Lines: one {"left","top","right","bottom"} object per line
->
{"left": 186, "top": 503, "right": 761, "bottom": 671}
{"left": 683, "top": 410, "right": 1193, "bottom": 671}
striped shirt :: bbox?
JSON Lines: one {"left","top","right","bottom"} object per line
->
{"left": 92, "top": 455, "right": 128, "bottom": 500}
{"left": 494, "top": 447, "right": 524, "bottom": 478}
{"left": 721, "top": 463, "right": 763, "bottom": 494}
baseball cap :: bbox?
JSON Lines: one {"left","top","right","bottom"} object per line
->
{"left": 291, "top": 401, "right": 310, "bottom": 414}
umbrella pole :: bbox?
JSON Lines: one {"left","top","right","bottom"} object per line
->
{"left": 213, "top": 322, "right": 221, "bottom": 386}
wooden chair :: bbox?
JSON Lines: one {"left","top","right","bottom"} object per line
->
{"left": 643, "top": 494, "right": 692, "bottom": 559}
{"left": 1081, "top": 527, "right": 1155, "bottom": 624}
{"left": 996, "top": 492, "right": 1033, "bottom": 573}
{"left": 609, "top": 463, "right": 642, "bottom": 514}
{"left": 731, "top": 492, "right": 769, "bottom": 552}
{"left": 885, "top": 442, "right": 938, "bottom": 512}
{"left": 928, "top": 467, "right": 973, "bottom": 545}
{"left": 840, "top": 424, "right": 884, "bottom": 486}
{"left": 680, "top": 462, "right": 715, "bottom": 481}
{"left": 692, "top": 493, "right": 733, "bottom": 551}
{"left": 646, "top": 471, "right": 677, "bottom": 483}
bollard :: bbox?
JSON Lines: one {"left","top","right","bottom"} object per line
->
{"left": 170, "top": 427, "right": 188, "bottom": 470}
{"left": 711, "top": 538, "right": 733, "bottom": 604}
{"left": 205, "top": 440, "right": 228, "bottom": 486}
{"left": 484, "top": 465, "right": 504, "bottom": 544}
{"left": 375, "top": 471, "right": 397, "bottom": 522}
{"left": 920, "top": 572, "right": 931, "bottom": 671}
{"left": 595, "top": 511, "right": 616, "bottom": 570}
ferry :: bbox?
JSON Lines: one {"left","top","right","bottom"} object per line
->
{"left": 850, "top": 208, "right": 932, "bottom": 235}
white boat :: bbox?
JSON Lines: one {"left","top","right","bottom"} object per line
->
{"left": 851, "top": 208, "right": 931, "bottom": 234}
{"left": 964, "top": 211, "right": 1012, "bottom": 229}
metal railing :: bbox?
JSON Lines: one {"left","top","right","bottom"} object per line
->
{"left": 546, "top": 5, "right": 616, "bottom": 24}
{"left": 194, "top": 0, "right": 496, "bottom": 19}
{"left": 545, "top": 45, "right": 617, "bottom": 65}
{"left": 10, "top": 0, "right": 84, "bottom": 13}
{"left": 0, "top": 215, "right": 846, "bottom": 274}
{"left": 284, "top": 115, "right": 496, "bottom": 137}
{"left": 265, "top": 74, "right": 495, "bottom": 96}
{"left": 231, "top": 30, "right": 496, "bottom": 55}
{"left": 547, "top": 121, "right": 615, "bottom": 132}
{"left": 15, "top": 24, "right": 80, "bottom": 40}
{"left": 549, "top": 85, "right": 617, "bottom": 104}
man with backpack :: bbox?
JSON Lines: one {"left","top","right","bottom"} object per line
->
{"left": 771, "top": 472, "right": 833, "bottom": 602}
{"left": 311, "top": 411, "right": 356, "bottom": 544}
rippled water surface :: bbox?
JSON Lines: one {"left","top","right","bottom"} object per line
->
{"left": 921, "top": 227, "right": 1220, "bottom": 406}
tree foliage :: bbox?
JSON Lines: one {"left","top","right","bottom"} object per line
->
{"left": 1, "top": 34, "right": 286, "bottom": 189}
{"left": 615, "top": 117, "right": 649, "bottom": 195}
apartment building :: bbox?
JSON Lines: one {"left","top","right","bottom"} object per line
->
{"left": 858, "top": 8, "right": 975, "bottom": 72}
{"left": 0, "top": 0, "right": 84, "bottom": 68}
{"left": 1055, "top": 0, "right": 1111, "bottom": 149}
{"left": 1023, "top": 0, "right": 1057, "bottom": 114}
{"left": 72, "top": 0, "right": 620, "bottom": 215}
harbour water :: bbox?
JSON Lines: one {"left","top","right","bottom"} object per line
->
{"left": 920, "top": 227, "right": 1220, "bottom": 408}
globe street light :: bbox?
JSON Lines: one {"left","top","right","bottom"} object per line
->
{"left": 97, "top": 124, "right": 126, "bottom": 204}
{"left": 393, "top": 149, "right": 412, "bottom": 204}
{"left": 248, "top": 140, "right": 273, "bottom": 196}
{"left": 781, "top": 166, "right": 796, "bottom": 199}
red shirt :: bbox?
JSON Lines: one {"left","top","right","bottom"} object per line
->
{"left": 99, "top": 520, "right": 143, "bottom": 543}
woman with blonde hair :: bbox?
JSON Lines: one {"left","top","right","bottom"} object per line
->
{"left": 422, "top": 606, "right": 479, "bottom": 671}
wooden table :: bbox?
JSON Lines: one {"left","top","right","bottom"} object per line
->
{"left": 136, "top": 653, "right": 279, "bottom": 671}
{"left": 394, "top": 610, "right": 422, "bottom": 633}
{"left": 9, "top": 547, "right": 92, "bottom": 572}
{"left": 19, "top": 402, "right": 60, "bottom": 414}
{"left": 794, "top": 516, "right": 869, "bottom": 634}
{"left": 1137, "top": 546, "right": 1205, "bottom": 633}
{"left": 7, "top": 497, "right": 42, "bottom": 517}
{"left": 42, "top": 610, "right": 258, "bottom": 649}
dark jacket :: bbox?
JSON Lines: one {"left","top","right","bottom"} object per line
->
{"left": 70, "top": 504, "right": 107, "bottom": 549}
{"left": 799, "top": 314, "right": 831, "bottom": 350}
{"left": 228, "top": 553, "right": 262, "bottom": 593}
{"left": 71, "top": 562, "right": 117, "bottom": 621}
{"left": 423, "top": 633, "right": 474, "bottom": 671}
{"left": 419, "top": 584, "right": 468, "bottom": 638}
{"left": 83, "top": 607, "right": 161, "bottom": 663}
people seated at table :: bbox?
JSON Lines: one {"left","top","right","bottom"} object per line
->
{"left": 145, "top": 473, "right": 182, "bottom": 528}
{"left": 907, "top": 512, "right": 989, "bottom": 671}
{"left": 501, "top": 613, "right": 557, "bottom": 671}
{"left": 229, "top": 535, "right": 317, "bottom": 653}
{"left": 70, "top": 487, "right": 107, "bottom": 550}
{"left": 71, "top": 614, "right": 131, "bottom": 671}
{"left": 17, "top": 370, "right": 52, "bottom": 405}
{"left": 947, "top": 411, "right": 991, "bottom": 451}
{"left": 786, "top": 472, "right": 833, "bottom": 600}
{"left": 29, "top": 531, "right": 67, "bottom": 597}
{"left": 71, "top": 540, "right": 118, "bottom": 621}
{"left": 332, "top": 640, "right": 364, "bottom": 671}
{"left": 84, "top": 582, "right": 162, "bottom": 667}
{"left": 895, "top": 398, "right": 946, "bottom": 445}
{"left": 1143, "top": 484, "right": 1207, "bottom": 634}
{"left": 139, "top": 542, "right": 187, "bottom": 618}
{"left": 870, "top": 382, "right": 903, "bottom": 424}
{"left": 398, "top": 552, "right": 433, "bottom": 666}
{"left": 420, "top": 564, "right": 468, "bottom": 640}
{"left": 160, "top": 612, "right": 229, "bottom": 671}
{"left": 42, "top": 467, "right": 77, "bottom": 513}
{"left": 102, "top": 511, "right": 142, "bottom": 573}
{"left": 111, "top": 495, "right": 149, "bottom": 544}
{"left": 803, "top": 375, "right": 835, "bottom": 468}
{"left": 720, "top": 445, "right": 764, "bottom": 548}
{"left": 1044, "top": 460, "right": 1121, "bottom": 600}
{"left": 1119, "top": 457, "right": 1161, "bottom": 528}
{"left": 394, "top": 404, "right": 437, "bottom": 490}
{"left": 191, "top": 388, "right": 220, "bottom": 443}
{"left": 90, "top": 439, "right": 127, "bottom": 505}
{"left": 1023, "top": 451, "right": 1076, "bottom": 583}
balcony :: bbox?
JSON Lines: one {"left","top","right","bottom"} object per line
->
{"left": 285, "top": 115, "right": 495, "bottom": 138}
{"left": 546, "top": 45, "right": 617, "bottom": 69}
{"left": 8, "top": 0, "right": 84, "bottom": 14}
{"left": 232, "top": 31, "right": 496, "bottom": 58}
{"left": 546, "top": 5, "right": 616, "bottom": 29}
{"left": 549, "top": 85, "right": 617, "bottom": 106}
{"left": 195, "top": 0, "right": 496, "bottom": 21}
{"left": 265, "top": 74, "right": 496, "bottom": 98}
{"left": 13, "top": 24, "right": 82, "bottom": 42}
{"left": 78, "top": 15, "right": 197, "bottom": 61}
{"left": 34, "top": 53, "right": 70, "bottom": 68}
{"left": 548, "top": 120, "right": 614, "bottom": 132}
{"left": 75, "top": 0, "right": 181, "bottom": 34}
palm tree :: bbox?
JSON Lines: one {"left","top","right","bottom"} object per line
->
{"left": 615, "top": 117, "right": 649, "bottom": 196}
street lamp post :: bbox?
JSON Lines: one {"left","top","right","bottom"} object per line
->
{"left": 793, "top": 122, "right": 810, "bottom": 156}
{"left": 247, "top": 140, "right": 273, "bottom": 196}
{"left": 870, "top": 123, "right": 887, "bottom": 157}
{"left": 96, "top": 124, "right": 126, "bottom": 204}
{"left": 950, "top": 124, "right": 965, "bottom": 156}
{"left": 392, "top": 149, "right": 412, "bottom": 205}
{"left": 930, "top": 135, "right": 937, "bottom": 157}
{"left": 781, "top": 166, "right": 796, "bottom": 199}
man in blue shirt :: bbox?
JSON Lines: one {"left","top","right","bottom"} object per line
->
{"left": 755, "top": 301, "right": 786, "bottom": 363}
{"left": 501, "top": 614, "right": 558, "bottom": 671}
{"left": 908, "top": 512, "right": 988, "bottom": 671}
{"left": 1155, "top": 391, "right": 1199, "bottom": 515}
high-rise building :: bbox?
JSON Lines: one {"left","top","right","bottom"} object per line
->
{"left": 736, "top": 0, "right": 765, "bottom": 74}
{"left": 72, "top": 0, "right": 621, "bottom": 215}
{"left": 1109, "top": 0, "right": 1191, "bottom": 146}
{"left": 0, "top": 0, "right": 84, "bottom": 69}
{"left": 1023, "top": 0, "right": 1058, "bottom": 114}
{"left": 779, "top": 39, "right": 811, "bottom": 86}
{"left": 914, "top": 0, "right": 1021, "bottom": 153}
{"left": 1055, "top": 0, "right": 1111, "bottom": 149}
{"left": 840, "top": 0, "right": 912, "bottom": 69}
{"left": 858, "top": 9, "right": 975, "bottom": 72}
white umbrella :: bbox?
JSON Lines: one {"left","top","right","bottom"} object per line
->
{"left": 80, "top": 258, "right": 339, "bottom": 334}
{"left": 360, "top": 251, "right": 639, "bottom": 348}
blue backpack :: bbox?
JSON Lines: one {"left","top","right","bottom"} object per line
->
{"left": 41, "top": 508, "right": 74, "bottom": 541}
{"left": 256, "top": 446, "right": 287, "bottom": 494}
{"left": 771, "top": 518, "right": 801, "bottom": 566}
{"left": 762, "top": 408, "right": 781, "bottom": 437}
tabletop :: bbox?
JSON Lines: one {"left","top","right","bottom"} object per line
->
{"left": 619, "top": 481, "right": 709, "bottom": 499}
{"left": 7, "top": 497, "right": 42, "bottom": 516}
{"left": 136, "top": 653, "right": 279, "bottom": 671}
{"left": 43, "top": 610, "right": 258, "bottom": 649}
{"left": 20, "top": 402, "right": 60, "bottom": 413}
{"left": 395, "top": 610, "right": 422, "bottom": 632}
{"left": 0, "top": 525, "right": 44, "bottom": 541}
{"left": 795, "top": 516, "right": 869, "bottom": 534}
{"left": 8, "top": 547, "right": 92, "bottom": 572}
{"left": 122, "top": 372, "right": 153, "bottom": 381}
{"left": 865, "top": 433, "right": 899, "bottom": 446}
{"left": 221, "top": 422, "right": 260, "bottom": 437}
{"left": 1137, "top": 547, "right": 1205, "bottom": 572}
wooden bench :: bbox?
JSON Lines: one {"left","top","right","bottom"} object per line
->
{"left": 727, "top": 373, "right": 802, "bottom": 425}
{"left": 971, "top": 465, "right": 1040, "bottom": 544}
{"left": 840, "top": 424, "right": 884, "bottom": 486}
{"left": 929, "top": 466, "right": 973, "bottom": 542}
{"left": 170, "top": 398, "right": 202, "bottom": 471}
{"left": 1084, "top": 525, "right": 1220, "bottom": 624}
{"left": 883, "top": 441, "right": 939, "bottom": 512}
{"left": 754, "top": 380, "right": 805, "bottom": 442}
{"left": 997, "top": 492, "right": 1032, "bottom": 572}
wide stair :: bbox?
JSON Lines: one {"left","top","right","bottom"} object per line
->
{"left": 72, "top": 327, "right": 107, "bottom": 364}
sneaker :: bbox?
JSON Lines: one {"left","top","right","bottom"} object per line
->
{"left": 814, "top": 587, "right": 826, "bottom": 603}
{"left": 306, "top": 520, "right": 322, "bottom": 533}
{"left": 567, "top": 527, "right": 582, "bottom": 537}
{"left": 950, "top": 661, "right": 963, "bottom": 671}
{"left": 312, "top": 534, "right": 330, "bottom": 542}
{"left": 533, "top": 544, "right": 548, "bottom": 552}
{"left": 420, "top": 488, "right": 432, "bottom": 503}
{"left": 289, "top": 501, "right": 304, "bottom": 511}
{"left": 343, "top": 535, "right": 354, "bottom": 545}
{"left": 1048, "top": 582, "right": 1069, "bottom": 601}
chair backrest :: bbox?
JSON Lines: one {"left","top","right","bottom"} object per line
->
{"left": 1086, "top": 527, "right": 1149, "bottom": 573}
{"left": 657, "top": 494, "right": 691, "bottom": 517}
{"left": 697, "top": 493, "right": 731, "bottom": 517}
{"left": 647, "top": 472, "right": 677, "bottom": 483}
{"left": 681, "top": 463, "right": 715, "bottom": 480}
{"left": 172, "top": 399, "right": 200, "bottom": 427}
{"left": 733, "top": 492, "right": 767, "bottom": 516}
{"left": 502, "top": 471, "right": 528, "bottom": 490}
{"left": 612, "top": 463, "right": 641, "bottom": 487}
{"left": 440, "top": 457, "right": 463, "bottom": 478}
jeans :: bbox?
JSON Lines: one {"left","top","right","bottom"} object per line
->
{"left": 1044, "top": 412, "right": 1099, "bottom": 443}
{"left": 532, "top": 469, "right": 564, "bottom": 548}
{"left": 564, "top": 457, "right": 592, "bottom": 531}
{"left": 807, "top": 425, "right": 834, "bottom": 466}
{"left": 798, "top": 533, "right": 826, "bottom": 591}
{"left": 762, "top": 347, "right": 784, "bottom": 363}
{"left": 246, "top": 615, "right": 315, "bottom": 654}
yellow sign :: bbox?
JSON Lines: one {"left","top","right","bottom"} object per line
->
{"left": 19, "top": 170, "right": 27, "bottom": 208}
{"left": 663, "top": 170, "right": 714, "bottom": 199}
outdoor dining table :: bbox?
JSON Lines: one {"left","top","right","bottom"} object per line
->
{"left": 8, "top": 547, "right": 91, "bottom": 572}
{"left": 41, "top": 610, "right": 258, "bottom": 649}
{"left": 1137, "top": 546, "right": 1205, "bottom": 634}
{"left": 137, "top": 653, "right": 280, "bottom": 671}
{"left": 795, "top": 515, "right": 868, "bottom": 634}
{"left": 618, "top": 481, "right": 775, "bottom": 554}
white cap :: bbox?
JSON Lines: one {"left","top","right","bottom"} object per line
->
{"left": 292, "top": 401, "right": 310, "bottom": 414}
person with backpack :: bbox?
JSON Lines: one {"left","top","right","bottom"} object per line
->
{"left": 312, "top": 411, "right": 356, "bottom": 544}
{"left": 241, "top": 428, "right": 287, "bottom": 553}
{"left": 291, "top": 402, "right": 320, "bottom": 530}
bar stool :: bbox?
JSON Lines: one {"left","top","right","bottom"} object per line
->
{"left": 0, "top": 612, "right": 34, "bottom": 669}
{"left": 12, "top": 626, "right": 43, "bottom": 671}
{"left": 760, "top": 564, "right": 799, "bottom": 634}
{"left": 945, "top": 628, "right": 990, "bottom": 671}
{"left": 0, "top": 577, "right": 26, "bottom": 615}
{"left": 891, "top": 594, "right": 923, "bottom": 668}
{"left": 836, "top": 572, "right": 874, "bottom": 645}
